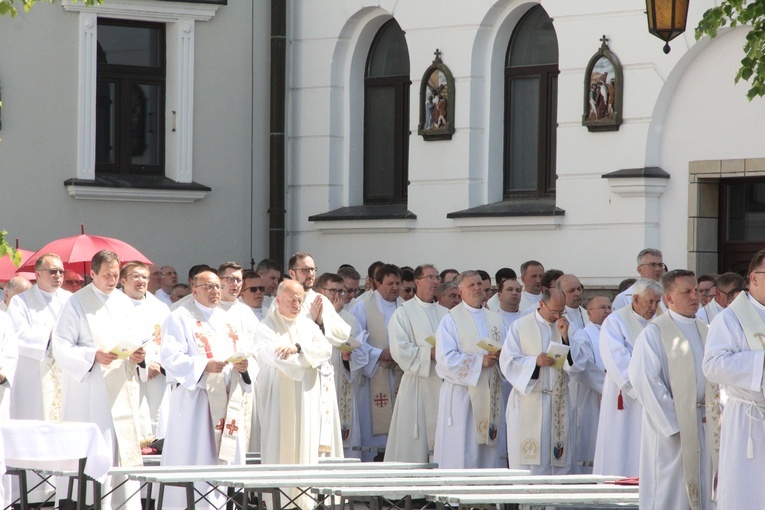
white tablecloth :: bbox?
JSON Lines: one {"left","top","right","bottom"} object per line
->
{"left": 1, "top": 419, "right": 111, "bottom": 483}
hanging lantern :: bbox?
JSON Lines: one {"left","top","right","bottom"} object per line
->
{"left": 645, "top": 0, "right": 690, "bottom": 54}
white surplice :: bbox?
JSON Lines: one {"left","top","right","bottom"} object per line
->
{"left": 703, "top": 293, "right": 765, "bottom": 509}
{"left": 518, "top": 291, "right": 541, "bottom": 316}
{"left": 630, "top": 312, "right": 715, "bottom": 510}
{"left": 7, "top": 286, "right": 71, "bottom": 503}
{"left": 7, "top": 285, "right": 71, "bottom": 421}
{"left": 0, "top": 311, "right": 18, "bottom": 509}
{"left": 569, "top": 323, "right": 605, "bottom": 474}
{"left": 384, "top": 296, "right": 446, "bottom": 462}
{"left": 125, "top": 291, "right": 170, "bottom": 443}
{"left": 697, "top": 299, "right": 723, "bottom": 325}
{"left": 160, "top": 299, "right": 254, "bottom": 510}
{"left": 52, "top": 284, "right": 144, "bottom": 510}
{"left": 592, "top": 308, "right": 648, "bottom": 477}
{"left": 501, "top": 311, "right": 575, "bottom": 474}
{"left": 433, "top": 302, "right": 506, "bottom": 469}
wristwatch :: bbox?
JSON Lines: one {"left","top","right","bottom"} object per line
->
{"left": 295, "top": 343, "right": 302, "bottom": 354}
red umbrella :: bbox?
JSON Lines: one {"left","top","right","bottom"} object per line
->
{"left": 18, "top": 225, "right": 152, "bottom": 274}
{"left": 0, "top": 240, "right": 35, "bottom": 282}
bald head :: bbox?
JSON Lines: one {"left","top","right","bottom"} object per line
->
{"left": 276, "top": 279, "right": 305, "bottom": 319}
{"left": 4, "top": 276, "right": 32, "bottom": 307}
{"left": 556, "top": 274, "right": 583, "bottom": 309}
{"left": 539, "top": 288, "right": 566, "bottom": 323}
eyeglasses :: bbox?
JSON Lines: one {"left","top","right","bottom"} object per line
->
{"left": 127, "top": 273, "right": 149, "bottom": 282}
{"left": 41, "top": 269, "right": 65, "bottom": 276}
{"left": 323, "top": 288, "right": 346, "bottom": 296}
{"left": 64, "top": 279, "right": 83, "bottom": 286}
{"left": 639, "top": 262, "right": 666, "bottom": 270}
{"left": 417, "top": 275, "right": 442, "bottom": 282}
{"left": 296, "top": 267, "right": 317, "bottom": 274}
{"left": 195, "top": 283, "right": 222, "bottom": 292}
{"left": 244, "top": 286, "right": 265, "bottom": 293}
{"left": 344, "top": 287, "right": 361, "bottom": 296}
{"left": 222, "top": 276, "right": 243, "bottom": 284}
{"left": 401, "top": 288, "right": 416, "bottom": 294}
{"left": 542, "top": 301, "right": 566, "bottom": 317}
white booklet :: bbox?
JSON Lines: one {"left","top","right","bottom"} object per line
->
{"left": 546, "top": 342, "right": 570, "bottom": 369}
{"left": 477, "top": 337, "right": 503, "bottom": 353}
{"left": 226, "top": 351, "right": 255, "bottom": 363}
{"left": 109, "top": 337, "right": 151, "bottom": 360}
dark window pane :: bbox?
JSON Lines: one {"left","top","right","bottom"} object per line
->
{"left": 364, "top": 86, "right": 396, "bottom": 200}
{"left": 507, "top": 6, "right": 558, "bottom": 67}
{"left": 98, "top": 23, "right": 161, "bottom": 67}
{"left": 96, "top": 81, "right": 117, "bottom": 165}
{"left": 548, "top": 75, "right": 558, "bottom": 192}
{"left": 131, "top": 84, "right": 161, "bottom": 166}
{"left": 367, "top": 20, "right": 410, "bottom": 78}
{"left": 363, "top": 19, "right": 409, "bottom": 205}
{"left": 726, "top": 183, "right": 765, "bottom": 241}
{"left": 508, "top": 77, "right": 539, "bottom": 192}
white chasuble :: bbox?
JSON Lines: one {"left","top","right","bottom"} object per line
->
{"left": 77, "top": 286, "right": 142, "bottom": 468}
{"left": 450, "top": 304, "right": 504, "bottom": 446}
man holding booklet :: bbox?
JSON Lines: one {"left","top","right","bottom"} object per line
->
{"left": 501, "top": 287, "right": 575, "bottom": 475}
{"left": 52, "top": 250, "right": 147, "bottom": 510}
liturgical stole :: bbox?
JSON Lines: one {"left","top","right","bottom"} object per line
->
{"left": 77, "top": 286, "right": 142, "bottom": 467}
{"left": 184, "top": 304, "right": 247, "bottom": 463}
{"left": 25, "top": 286, "right": 63, "bottom": 421}
{"left": 450, "top": 304, "right": 504, "bottom": 447}
{"left": 517, "top": 313, "right": 569, "bottom": 467}
{"left": 364, "top": 296, "right": 403, "bottom": 435}
{"left": 654, "top": 314, "right": 721, "bottom": 509}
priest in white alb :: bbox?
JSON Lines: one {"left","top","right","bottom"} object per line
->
{"left": 385, "top": 264, "right": 447, "bottom": 462}
{"left": 568, "top": 295, "right": 610, "bottom": 474}
{"left": 0, "top": 310, "right": 18, "bottom": 509}
{"left": 52, "top": 250, "right": 146, "bottom": 510}
{"left": 7, "top": 253, "right": 71, "bottom": 503}
{"left": 501, "top": 288, "right": 575, "bottom": 474}
{"left": 160, "top": 269, "right": 254, "bottom": 510}
{"left": 703, "top": 249, "right": 765, "bottom": 509}
{"left": 593, "top": 278, "right": 661, "bottom": 477}
{"left": 256, "top": 279, "right": 340, "bottom": 508}
{"left": 629, "top": 269, "right": 720, "bottom": 510}
{"left": 350, "top": 263, "right": 404, "bottom": 461}
{"left": 119, "top": 261, "right": 170, "bottom": 446}
{"left": 697, "top": 272, "right": 746, "bottom": 325}
{"left": 433, "top": 271, "right": 506, "bottom": 469}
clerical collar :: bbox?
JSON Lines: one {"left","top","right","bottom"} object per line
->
{"left": 414, "top": 295, "right": 435, "bottom": 306}
{"left": 462, "top": 302, "right": 483, "bottom": 314}
{"left": 668, "top": 309, "right": 696, "bottom": 324}
{"left": 748, "top": 293, "right": 765, "bottom": 312}
{"left": 534, "top": 310, "right": 555, "bottom": 325}
{"left": 194, "top": 300, "right": 216, "bottom": 320}
{"left": 37, "top": 286, "right": 56, "bottom": 298}
{"left": 91, "top": 284, "right": 114, "bottom": 301}
{"left": 129, "top": 295, "right": 146, "bottom": 306}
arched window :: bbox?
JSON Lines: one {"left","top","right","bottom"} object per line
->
{"left": 364, "top": 19, "right": 410, "bottom": 205}
{"left": 504, "top": 6, "right": 558, "bottom": 199}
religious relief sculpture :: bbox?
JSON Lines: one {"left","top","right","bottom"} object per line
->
{"left": 582, "top": 36, "right": 623, "bottom": 132}
{"left": 418, "top": 49, "right": 455, "bottom": 141}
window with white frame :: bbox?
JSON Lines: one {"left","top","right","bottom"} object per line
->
{"left": 62, "top": 0, "right": 220, "bottom": 202}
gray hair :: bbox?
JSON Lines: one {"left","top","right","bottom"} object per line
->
{"left": 438, "top": 280, "right": 459, "bottom": 294}
{"left": 637, "top": 248, "right": 663, "bottom": 265}
{"left": 632, "top": 278, "right": 661, "bottom": 298}
{"left": 455, "top": 270, "right": 480, "bottom": 287}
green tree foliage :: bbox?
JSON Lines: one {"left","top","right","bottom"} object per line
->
{"left": 0, "top": 0, "right": 99, "bottom": 17}
{"left": 697, "top": 0, "right": 765, "bottom": 99}
{"left": 0, "top": 231, "right": 21, "bottom": 269}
